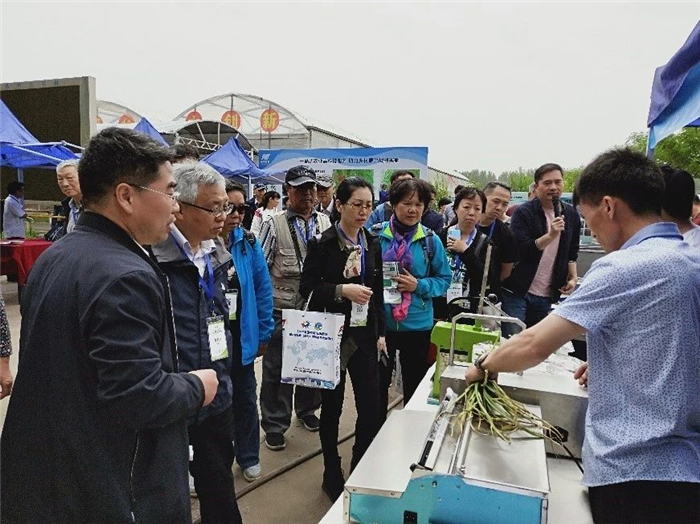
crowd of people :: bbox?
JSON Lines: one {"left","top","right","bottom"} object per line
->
{"left": 0, "top": 128, "right": 699, "bottom": 524}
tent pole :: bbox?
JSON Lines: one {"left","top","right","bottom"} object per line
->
{"left": 17, "top": 168, "right": 24, "bottom": 183}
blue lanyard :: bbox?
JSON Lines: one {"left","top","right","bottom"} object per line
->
{"left": 171, "top": 234, "right": 216, "bottom": 304}
{"left": 293, "top": 215, "right": 316, "bottom": 248}
{"left": 487, "top": 221, "right": 496, "bottom": 239}
{"left": 337, "top": 224, "right": 366, "bottom": 284}
{"left": 453, "top": 229, "right": 477, "bottom": 272}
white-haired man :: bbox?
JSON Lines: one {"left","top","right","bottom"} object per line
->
{"left": 55, "top": 159, "right": 83, "bottom": 237}
{"left": 151, "top": 162, "right": 242, "bottom": 523}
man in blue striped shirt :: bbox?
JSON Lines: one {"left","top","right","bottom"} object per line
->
{"left": 467, "top": 149, "right": 700, "bottom": 524}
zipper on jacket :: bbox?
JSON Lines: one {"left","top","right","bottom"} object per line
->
{"left": 129, "top": 430, "right": 140, "bottom": 522}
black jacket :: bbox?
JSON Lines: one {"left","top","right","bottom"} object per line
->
{"left": 434, "top": 227, "right": 500, "bottom": 318}
{"left": 152, "top": 235, "right": 234, "bottom": 425}
{"left": 1, "top": 212, "right": 204, "bottom": 523}
{"left": 502, "top": 198, "right": 581, "bottom": 301}
{"left": 299, "top": 226, "right": 386, "bottom": 353}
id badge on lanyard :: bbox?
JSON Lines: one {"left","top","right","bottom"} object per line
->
{"left": 207, "top": 316, "right": 228, "bottom": 361}
{"left": 446, "top": 282, "right": 463, "bottom": 304}
{"left": 350, "top": 302, "right": 369, "bottom": 327}
{"left": 225, "top": 290, "right": 238, "bottom": 321}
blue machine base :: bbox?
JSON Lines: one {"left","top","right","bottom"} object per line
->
{"left": 349, "top": 474, "right": 545, "bottom": 524}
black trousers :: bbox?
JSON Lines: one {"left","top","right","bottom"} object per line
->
{"left": 189, "top": 409, "right": 243, "bottom": 524}
{"left": 379, "top": 330, "right": 432, "bottom": 423}
{"left": 589, "top": 481, "right": 700, "bottom": 524}
{"left": 320, "top": 348, "right": 381, "bottom": 472}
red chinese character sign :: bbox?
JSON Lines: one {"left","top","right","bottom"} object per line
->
{"left": 118, "top": 114, "right": 135, "bottom": 124}
{"left": 186, "top": 110, "right": 203, "bottom": 121}
{"left": 260, "top": 108, "right": 280, "bottom": 133}
{"left": 221, "top": 110, "right": 241, "bottom": 129}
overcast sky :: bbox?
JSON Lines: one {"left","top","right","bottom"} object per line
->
{"left": 1, "top": 2, "right": 698, "bottom": 174}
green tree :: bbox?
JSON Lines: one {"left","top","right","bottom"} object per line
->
{"left": 459, "top": 169, "right": 497, "bottom": 189}
{"left": 625, "top": 128, "right": 700, "bottom": 178}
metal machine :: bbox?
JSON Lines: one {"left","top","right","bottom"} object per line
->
{"left": 343, "top": 396, "right": 551, "bottom": 524}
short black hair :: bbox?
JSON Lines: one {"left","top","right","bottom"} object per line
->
{"left": 483, "top": 181, "right": 512, "bottom": 195}
{"left": 534, "top": 163, "right": 563, "bottom": 184}
{"left": 6, "top": 181, "right": 24, "bottom": 195}
{"left": 574, "top": 148, "right": 664, "bottom": 216}
{"left": 453, "top": 187, "right": 487, "bottom": 218}
{"left": 660, "top": 165, "right": 695, "bottom": 221}
{"left": 79, "top": 127, "right": 173, "bottom": 207}
{"left": 336, "top": 176, "right": 374, "bottom": 205}
{"left": 389, "top": 178, "right": 431, "bottom": 209}
{"left": 170, "top": 143, "right": 199, "bottom": 162}
{"left": 438, "top": 196, "right": 452, "bottom": 207}
{"left": 389, "top": 170, "right": 415, "bottom": 184}
{"left": 225, "top": 180, "right": 246, "bottom": 200}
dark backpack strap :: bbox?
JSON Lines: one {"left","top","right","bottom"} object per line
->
{"left": 383, "top": 203, "right": 393, "bottom": 221}
{"left": 420, "top": 229, "right": 435, "bottom": 269}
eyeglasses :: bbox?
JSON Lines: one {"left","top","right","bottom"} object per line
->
{"left": 228, "top": 204, "right": 249, "bottom": 215}
{"left": 178, "top": 200, "right": 236, "bottom": 218}
{"left": 129, "top": 184, "right": 180, "bottom": 203}
{"left": 346, "top": 202, "right": 373, "bottom": 211}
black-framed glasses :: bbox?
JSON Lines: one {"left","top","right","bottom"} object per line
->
{"left": 128, "top": 184, "right": 180, "bottom": 203}
{"left": 179, "top": 200, "right": 236, "bottom": 218}
{"left": 229, "top": 204, "right": 249, "bottom": 215}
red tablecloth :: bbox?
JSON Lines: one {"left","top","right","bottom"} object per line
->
{"left": 0, "top": 239, "right": 53, "bottom": 285}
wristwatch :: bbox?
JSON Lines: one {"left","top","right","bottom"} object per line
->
{"left": 474, "top": 353, "right": 489, "bottom": 373}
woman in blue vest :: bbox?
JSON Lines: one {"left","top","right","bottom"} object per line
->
{"left": 300, "top": 177, "right": 385, "bottom": 502}
{"left": 376, "top": 178, "right": 451, "bottom": 418}
{"left": 222, "top": 181, "right": 275, "bottom": 483}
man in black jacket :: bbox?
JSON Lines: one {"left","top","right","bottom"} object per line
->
{"left": 1, "top": 128, "right": 218, "bottom": 523}
{"left": 501, "top": 163, "right": 580, "bottom": 338}
{"left": 152, "top": 162, "right": 242, "bottom": 524}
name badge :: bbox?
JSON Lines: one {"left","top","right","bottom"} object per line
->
{"left": 207, "top": 316, "right": 228, "bottom": 362}
{"left": 225, "top": 290, "right": 238, "bottom": 321}
{"left": 350, "top": 302, "right": 369, "bottom": 327}
{"left": 446, "top": 282, "right": 463, "bottom": 304}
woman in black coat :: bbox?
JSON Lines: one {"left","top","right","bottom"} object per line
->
{"left": 300, "top": 177, "right": 386, "bottom": 502}
{"left": 434, "top": 187, "right": 500, "bottom": 319}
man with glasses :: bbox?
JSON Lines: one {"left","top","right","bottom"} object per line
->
{"left": 258, "top": 166, "right": 332, "bottom": 451}
{"left": 151, "top": 162, "right": 242, "bottom": 523}
{"left": 1, "top": 128, "right": 218, "bottom": 523}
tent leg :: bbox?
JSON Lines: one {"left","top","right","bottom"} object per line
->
{"left": 17, "top": 168, "right": 24, "bottom": 183}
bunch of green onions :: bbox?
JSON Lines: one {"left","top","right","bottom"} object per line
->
{"left": 454, "top": 375, "right": 562, "bottom": 444}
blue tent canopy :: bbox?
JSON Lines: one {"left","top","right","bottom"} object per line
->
{"left": 647, "top": 22, "right": 700, "bottom": 153}
{"left": 202, "top": 137, "right": 283, "bottom": 184}
{"left": 0, "top": 100, "right": 80, "bottom": 169}
{"left": 134, "top": 117, "right": 169, "bottom": 146}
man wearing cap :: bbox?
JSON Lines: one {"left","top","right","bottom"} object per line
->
{"left": 315, "top": 174, "right": 335, "bottom": 217}
{"left": 244, "top": 183, "right": 267, "bottom": 230}
{"left": 258, "top": 166, "right": 332, "bottom": 451}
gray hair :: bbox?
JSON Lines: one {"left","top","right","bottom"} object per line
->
{"left": 173, "top": 162, "right": 226, "bottom": 204}
{"left": 56, "top": 159, "right": 79, "bottom": 174}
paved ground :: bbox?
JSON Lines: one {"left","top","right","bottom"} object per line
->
{"left": 0, "top": 276, "right": 399, "bottom": 523}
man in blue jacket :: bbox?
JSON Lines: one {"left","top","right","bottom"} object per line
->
{"left": 152, "top": 163, "right": 242, "bottom": 523}
{"left": 222, "top": 180, "right": 274, "bottom": 482}
{"left": 1, "top": 128, "right": 217, "bottom": 523}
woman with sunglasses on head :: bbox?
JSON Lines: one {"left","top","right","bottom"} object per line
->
{"left": 220, "top": 180, "right": 275, "bottom": 483}
{"left": 250, "top": 190, "right": 282, "bottom": 237}
{"left": 299, "top": 177, "right": 386, "bottom": 502}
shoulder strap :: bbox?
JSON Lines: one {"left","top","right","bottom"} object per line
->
{"left": 383, "top": 203, "right": 393, "bottom": 221}
{"left": 420, "top": 228, "right": 435, "bottom": 265}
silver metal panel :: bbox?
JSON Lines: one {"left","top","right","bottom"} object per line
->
{"left": 499, "top": 372, "right": 588, "bottom": 459}
{"left": 345, "top": 410, "right": 435, "bottom": 496}
{"left": 460, "top": 406, "right": 550, "bottom": 495}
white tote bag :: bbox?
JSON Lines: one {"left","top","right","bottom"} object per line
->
{"left": 281, "top": 304, "right": 344, "bottom": 390}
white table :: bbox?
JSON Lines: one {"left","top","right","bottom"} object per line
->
{"left": 320, "top": 365, "right": 592, "bottom": 523}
